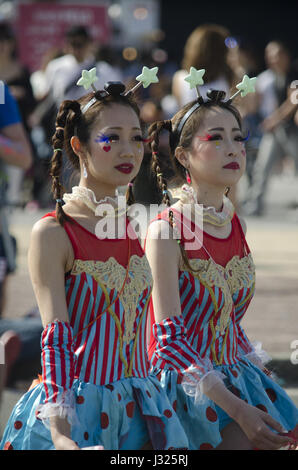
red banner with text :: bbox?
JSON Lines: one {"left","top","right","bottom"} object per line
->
{"left": 15, "top": 3, "right": 111, "bottom": 72}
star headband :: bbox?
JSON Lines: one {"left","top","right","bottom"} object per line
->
{"left": 77, "top": 66, "right": 159, "bottom": 114}
{"left": 173, "top": 67, "right": 257, "bottom": 145}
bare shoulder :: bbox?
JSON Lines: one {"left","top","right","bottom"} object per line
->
{"left": 29, "top": 216, "right": 73, "bottom": 267}
{"left": 146, "top": 217, "right": 180, "bottom": 264}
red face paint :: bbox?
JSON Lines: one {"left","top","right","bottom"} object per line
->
{"left": 103, "top": 145, "right": 111, "bottom": 152}
{"left": 197, "top": 134, "right": 213, "bottom": 141}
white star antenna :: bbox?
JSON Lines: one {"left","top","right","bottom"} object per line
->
{"left": 184, "top": 67, "right": 206, "bottom": 100}
{"left": 77, "top": 67, "right": 99, "bottom": 93}
{"left": 229, "top": 75, "right": 257, "bottom": 101}
{"left": 124, "top": 66, "right": 159, "bottom": 96}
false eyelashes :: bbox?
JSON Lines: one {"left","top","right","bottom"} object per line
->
{"left": 94, "top": 133, "right": 152, "bottom": 144}
{"left": 198, "top": 130, "right": 250, "bottom": 142}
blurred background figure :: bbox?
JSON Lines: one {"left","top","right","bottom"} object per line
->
{"left": 172, "top": 24, "right": 236, "bottom": 108}
{"left": 0, "top": 83, "right": 35, "bottom": 404}
{"left": 242, "top": 40, "right": 298, "bottom": 215}
{"left": 0, "top": 83, "right": 32, "bottom": 314}
{"left": 29, "top": 24, "right": 123, "bottom": 196}
{"left": 227, "top": 39, "right": 263, "bottom": 187}
{"left": 0, "top": 22, "right": 36, "bottom": 207}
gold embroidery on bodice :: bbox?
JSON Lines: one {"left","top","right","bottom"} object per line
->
{"left": 180, "top": 253, "right": 255, "bottom": 334}
{"left": 71, "top": 255, "right": 153, "bottom": 343}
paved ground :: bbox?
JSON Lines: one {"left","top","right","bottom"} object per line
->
{"left": 0, "top": 171, "right": 298, "bottom": 437}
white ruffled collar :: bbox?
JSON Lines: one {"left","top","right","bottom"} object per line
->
{"left": 62, "top": 186, "right": 124, "bottom": 216}
{"left": 179, "top": 184, "right": 234, "bottom": 226}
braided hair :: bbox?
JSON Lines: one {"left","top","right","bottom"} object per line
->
{"left": 148, "top": 90, "right": 243, "bottom": 273}
{"left": 49, "top": 86, "right": 142, "bottom": 226}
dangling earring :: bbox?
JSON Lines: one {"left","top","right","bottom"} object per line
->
{"left": 186, "top": 169, "right": 191, "bottom": 184}
{"left": 83, "top": 162, "right": 88, "bottom": 178}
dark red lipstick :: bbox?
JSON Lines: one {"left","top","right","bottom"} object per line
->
{"left": 115, "top": 163, "right": 134, "bottom": 174}
{"left": 223, "top": 162, "right": 240, "bottom": 170}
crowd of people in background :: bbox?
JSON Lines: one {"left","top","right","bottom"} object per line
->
{"left": 0, "top": 20, "right": 298, "bottom": 402}
{"left": 0, "top": 22, "right": 297, "bottom": 213}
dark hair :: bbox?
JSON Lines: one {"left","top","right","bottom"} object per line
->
{"left": 65, "top": 25, "right": 91, "bottom": 41}
{"left": 181, "top": 24, "right": 235, "bottom": 86}
{"left": 50, "top": 84, "right": 142, "bottom": 226}
{"left": 148, "top": 90, "right": 242, "bottom": 272}
{"left": 0, "top": 22, "right": 14, "bottom": 41}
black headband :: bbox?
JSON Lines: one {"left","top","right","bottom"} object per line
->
{"left": 170, "top": 90, "right": 228, "bottom": 149}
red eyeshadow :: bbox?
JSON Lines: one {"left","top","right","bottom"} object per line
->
{"left": 198, "top": 134, "right": 213, "bottom": 141}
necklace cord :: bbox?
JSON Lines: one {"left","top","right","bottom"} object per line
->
{"left": 72, "top": 230, "right": 131, "bottom": 343}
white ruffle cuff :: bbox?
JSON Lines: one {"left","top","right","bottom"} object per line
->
{"left": 181, "top": 362, "right": 226, "bottom": 404}
{"left": 244, "top": 341, "right": 272, "bottom": 369}
{"left": 36, "top": 390, "right": 79, "bottom": 430}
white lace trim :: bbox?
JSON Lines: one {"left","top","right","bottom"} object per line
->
{"left": 36, "top": 390, "right": 79, "bottom": 430}
{"left": 63, "top": 186, "right": 121, "bottom": 215}
{"left": 181, "top": 364, "right": 226, "bottom": 404}
{"left": 244, "top": 341, "right": 272, "bottom": 369}
{"left": 179, "top": 184, "right": 234, "bottom": 226}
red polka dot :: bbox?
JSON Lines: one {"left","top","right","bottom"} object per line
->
{"left": 14, "top": 421, "right": 22, "bottom": 430}
{"left": 200, "top": 443, "right": 214, "bottom": 450}
{"left": 4, "top": 442, "right": 13, "bottom": 450}
{"left": 76, "top": 396, "right": 84, "bottom": 405}
{"left": 231, "top": 369, "right": 238, "bottom": 378}
{"left": 84, "top": 432, "right": 89, "bottom": 440}
{"left": 105, "top": 384, "right": 114, "bottom": 392}
{"left": 206, "top": 407, "right": 218, "bottom": 422}
{"left": 256, "top": 404, "right": 268, "bottom": 413}
{"left": 266, "top": 388, "right": 277, "bottom": 403}
{"left": 230, "top": 385, "right": 241, "bottom": 398}
{"left": 172, "top": 400, "right": 177, "bottom": 412}
{"left": 118, "top": 393, "right": 122, "bottom": 401}
{"left": 164, "top": 409, "right": 172, "bottom": 418}
{"left": 146, "top": 390, "right": 152, "bottom": 398}
{"left": 183, "top": 403, "right": 188, "bottom": 412}
{"left": 126, "top": 401, "right": 135, "bottom": 418}
{"left": 101, "top": 412, "right": 109, "bottom": 429}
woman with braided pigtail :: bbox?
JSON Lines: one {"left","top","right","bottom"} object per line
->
{"left": 0, "top": 80, "right": 189, "bottom": 450}
{"left": 145, "top": 90, "right": 298, "bottom": 450}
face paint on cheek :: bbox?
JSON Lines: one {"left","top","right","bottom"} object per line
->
{"left": 197, "top": 134, "right": 213, "bottom": 142}
{"left": 241, "top": 148, "right": 246, "bottom": 157}
{"left": 137, "top": 142, "right": 142, "bottom": 153}
{"left": 215, "top": 141, "right": 221, "bottom": 150}
{"left": 95, "top": 133, "right": 112, "bottom": 152}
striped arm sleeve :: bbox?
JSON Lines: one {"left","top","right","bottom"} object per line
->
{"left": 36, "top": 321, "right": 77, "bottom": 428}
{"left": 151, "top": 315, "right": 211, "bottom": 378}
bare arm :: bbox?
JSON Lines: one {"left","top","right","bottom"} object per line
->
{"left": 261, "top": 86, "right": 298, "bottom": 132}
{"left": 0, "top": 122, "right": 33, "bottom": 170}
{"left": 28, "top": 217, "right": 79, "bottom": 450}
